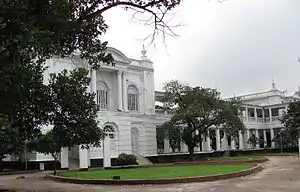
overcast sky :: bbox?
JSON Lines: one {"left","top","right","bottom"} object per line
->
{"left": 102, "top": 0, "right": 300, "bottom": 97}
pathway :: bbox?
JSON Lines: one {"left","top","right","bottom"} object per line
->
{"left": 0, "top": 156, "right": 299, "bottom": 192}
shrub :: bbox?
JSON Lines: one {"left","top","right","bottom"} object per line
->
{"left": 117, "top": 153, "right": 137, "bottom": 166}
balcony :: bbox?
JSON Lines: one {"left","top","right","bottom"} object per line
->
{"left": 243, "top": 116, "right": 281, "bottom": 123}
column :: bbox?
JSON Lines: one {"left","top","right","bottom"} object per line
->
{"left": 239, "top": 131, "right": 244, "bottom": 150}
{"left": 216, "top": 129, "right": 221, "bottom": 151}
{"left": 245, "top": 107, "right": 249, "bottom": 121}
{"left": 60, "top": 147, "right": 69, "bottom": 169}
{"left": 263, "top": 129, "right": 267, "bottom": 148}
{"left": 103, "top": 136, "right": 111, "bottom": 168}
{"left": 206, "top": 133, "right": 211, "bottom": 152}
{"left": 270, "top": 128, "right": 275, "bottom": 148}
{"left": 164, "top": 138, "right": 171, "bottom": 153}
{"left": 91, "top": 69, "right": 97, "bottom": 103}
{"left": 246, "top": 129, "right": 250, "bottom": 149}
{"left": 269, "top": 108, "right": 272, "bottom": 122}
{"left": 122, "top": 71, "right": 128, "bottom": 111}
{"left": 117, "top": 70, "right": 123, "bottom": 110}
{"left": 254, "top": 108, "right": 258, "bottom": 121}
{"left": 79, "top": 146, "right": 88, "bottom": 169}
{"left": 222, "top": 131, "right": 228, "bottom": 150}
{"left": 231, "top": 138, "right": 236, "bottom": 150}
{"left": 255, "top": 129, "right": 260, "bottom": 149}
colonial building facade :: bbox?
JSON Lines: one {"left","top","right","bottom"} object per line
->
{"left": 3, "top": 47, "right": 299, "bottom": 169}
{"left": 157, "top": 81, "right": 300, "bottom": 154}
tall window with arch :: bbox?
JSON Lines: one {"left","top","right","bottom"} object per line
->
{"left": 96, "top": 81, "right": 108, "bottom": 110}
{"left": 103, "top": 125, "right": 117, "bottom": 156}
{"left": 128, "top": 85, "right": 138, "bottom": 111}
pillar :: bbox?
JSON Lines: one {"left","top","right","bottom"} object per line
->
{"left": 91, "top": 69, "right": 97, "bottom": 103}
{"left": 239, "top": 131, "right": 244, "bottom": 150}
{"left": 246, "top": 129, "right": 250, "bottom": 149}
{"left": 103, "top": 136, "right": 111, "bottom": 168}
{"left": 254, "top": 108, "right": 258, "bottom": 121}
{"left": 60, "top": 147, "right": 69, "bottom": 169}
{"left": 263, "top": 129, "right": 267, "bottom": 148}
{"left": 122, "top": 71, "right": 128, "bottom": 111}
{"left": 164, "top": 138, "right": 171, "bottom": 153}
{"left": 269, "top": 108, "right": 272, "bottom": 122}
{"left": 231, "top": 138, "right": 236, "bottom": 150}
{"left": 270, "top": 128, "right": 275, "bottom": 148}
{"left": 216, "top": 129, "right": 221, "bottom": 151}
{"left": 245, "top": 107, "right": 249, "bottom": 121}
{"left": 79, "top": 146, "right": 88, "bottom": 169}
{"left": 206, "top": 134, "right": 211, "bottom": 152}
{"left": 255, "top": 129, "right": 260, "bottom": 149}
{"left": 222, "top": 131, "right": 228, "bottom": 150}
{"left": 117, "top": 70, "right": 123, "bottom": 110}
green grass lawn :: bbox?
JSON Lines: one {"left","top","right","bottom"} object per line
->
{"left": 59, "top": 164, "right": 253, "bottom": 180}
{"left": 205, "top": 156, "right": 266, "bottom": 162}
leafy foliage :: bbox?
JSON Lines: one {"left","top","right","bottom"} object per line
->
{"left": 161, "top": 80, "right": 245, "bottom": 158}
{"left": 48, "top": 68, "right": 102, "bottom": 148}
{"left": 29, "top": 130, "right": 61, "bottom": 174}
{"left": 280, "top": 101, "right": 300, "bottom": 153}
{"left": 117, "top": 153, "right": 137, "bottom": 166}
{"left": 280, "top": 101, "right": 300, "bottom": 137}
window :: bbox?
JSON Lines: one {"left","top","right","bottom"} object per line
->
{"left": 96, "top": 82, "right": 108, "bottom": 109}
{"left": 128, "top": 85, "right": 138, "bottom": 111}
{"left": 103, "top": 125, "right": 115, "bottom": 139}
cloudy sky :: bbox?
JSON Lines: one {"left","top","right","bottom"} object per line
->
{"left": 102, "top": 0, "right": 300, "bottom": 97}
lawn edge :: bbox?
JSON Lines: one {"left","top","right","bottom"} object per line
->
{"left": 46, "top": 164, "right": 263, "bottom": 185}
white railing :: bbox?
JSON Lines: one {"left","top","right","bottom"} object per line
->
{"left": 155, "top": 109, "right": 173, "bottom": 116}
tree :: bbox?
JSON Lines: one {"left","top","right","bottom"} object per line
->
{"left": 161, "top": 122, "right": 182, "bottom": 152}
{"left": 280, "top": 101, "right": 300, "bottom": 156}
{"left": 48, "top": 68, "right": 103, "bottom": 149}
{"left": 161, "top": 80, "right": 245, "bottom": 159}
{"left": 29, "top": 131, "right": 61, "bottom": 175}
{"left": 0, "top": 114, "right": 15, "bottom": 171}
{"left": 0, "top": 0, "right": 183, "bottom": 167}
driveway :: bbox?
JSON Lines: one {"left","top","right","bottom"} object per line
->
{"left": 0, "top": 156, "right": 299, "bottom": 192}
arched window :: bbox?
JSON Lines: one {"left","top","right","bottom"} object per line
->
{"left": 128, "top": 85, "right": 138, "bottom": 111}
{"left": 103, "top": 124, "right": 117, "bottom": 156}
{"left": 96, "top": 81, "right": 108, "bottom": 109}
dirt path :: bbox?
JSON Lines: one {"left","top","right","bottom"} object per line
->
{"left": 0, "top": 156, "right": 299, "bottom": 192}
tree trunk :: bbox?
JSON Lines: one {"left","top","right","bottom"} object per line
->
{"left": 188, "top": 146, "right": 194, "bottom": 161}
{"left": 52, "top": 153, "right": 58, "bottom": 175}
{"left": 298, "top": 137, "right": 300, "bottom": 157}
{"left": 24, "top": 144, "right": 28, "bottom": 170}
{"left": 0, "top": 158, "right": 3, "bottom": 172}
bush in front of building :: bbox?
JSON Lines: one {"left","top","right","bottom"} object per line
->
{"left": 117, "top": 153, "right": 137, "bottom": 166}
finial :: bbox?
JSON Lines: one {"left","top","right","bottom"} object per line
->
{"left": 272, "top": 79, "right": 276, "bottom": 89}
{"left": 141, "top": 44, "right": 147, "bottom": 60}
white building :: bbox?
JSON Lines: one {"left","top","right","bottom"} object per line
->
{"left": 157, "top": 80, "right": 300, "bottom": 154}
{"left": 3, "top": 47, "right": 299, "bottom": 169}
